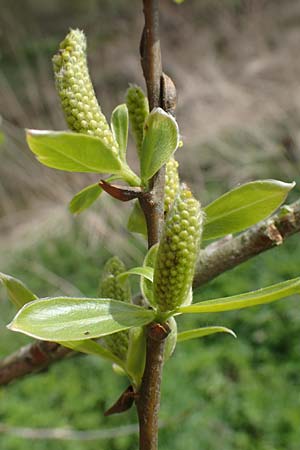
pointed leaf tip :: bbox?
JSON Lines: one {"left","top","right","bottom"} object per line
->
{"left": 203, "top": 179, "right": 296, "bottom": 240}
{"left": 140, "top": 109, "right": 179, "bottom": 183}
{"left": 182, "top": 277, "right": 300, "bottom": 314}
{"left": 177, "top": 326, "right": 236, "bottom": 343}
{"left": 8, "top": 297, "right": 155, "bottom": 341}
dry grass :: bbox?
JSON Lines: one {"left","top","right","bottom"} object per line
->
{"left": 1, "top": 0, "right": 300, "bottom": 260}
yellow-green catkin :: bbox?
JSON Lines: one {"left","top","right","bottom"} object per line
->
{"left": 52, "top": 29, "right": 118, "bottom": 153}
{"left": 125, "top": 85, "right": 149, "bottom": 156}
{"left": 153, "top": 184, "right": 203, "bottom": 312}
{"left": 164, "top": 157, "right": 180, "bottom": 215}
{"left": 99, "top": 257, "right": 131, "bottom": 360}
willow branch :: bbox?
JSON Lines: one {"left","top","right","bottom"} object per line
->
{"left": 194, "top": 200, "right": 300, "bottom": 288}
{"left": 136, "top": 2, "right": 170, "bottom": 450}
{"left": 0, "top": 341, "right": 72, "bottom": 386}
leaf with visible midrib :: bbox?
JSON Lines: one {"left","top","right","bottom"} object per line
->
{"left": 140, "top": 109, "right": 179, "bottom": 183}
{"left": 203, "top": 179, "right": 295, "bottom": 240}
{"left": 8, "top": 297, "right": 155, "bottom": 341}
{"left": 177, "top": 326, "right": 236, "bottom": 342}
{"left": 179, "top": 277, "right": 300, "bottom": 314}
{"left": 26, "top": 130, "right": 122, "bottom": 174}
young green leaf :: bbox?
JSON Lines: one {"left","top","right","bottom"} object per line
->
{"left": 26, "top": 130, "right": 122, "bottom": 174}
{"left": 140, "top": 108, "right": 179, "bottom": 183}
{"left": 177, "top": 326, "right": 236, "bottom": 342}
{"left": 117, "top": 267, "right": 154, "bottom": 284}
{"left": 164, "top": 317, "right": 177, "bottom": 361}
{"left": 203, "top": 180, "right": 295, "bottom": 240}
{"left": 127, "top": 201, "right": 147, "bottom": 236}
{"left": 69, "top": 183, "right": 102, "bottom": 214}
{"left": 61, "top": 339, "right": 125, "bottom": 368}
{"left": 8, "top": 297, "right": 155, "bottom": 341}
{"left": 0, "top": 272, "right": 37, "bottom": 309}
{"left": 141, "top": 244, "right": 158, "bottom": 306}
{"left": 179, "top": 277, "right": 300, "bottom": 314}
{"left": 111, "top": 104, "right": 129, "bottom": 161}
{"left": 126, "top": 327, "right": 146, "bottom": 387}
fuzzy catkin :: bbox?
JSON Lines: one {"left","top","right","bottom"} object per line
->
{"left": 126, "top": 86, "right": 149, "bottom": 156}
{"left": 52, "top": 29, "right": 118, "bottom": 154}
{"left": 99, "top": 257, "right": 131, "bottom": 360}
{"left": 153, "top": 185, "right": 203, "bottom": 312}
{"left": 164, "top": 157, "right": 180, "bottom": 215}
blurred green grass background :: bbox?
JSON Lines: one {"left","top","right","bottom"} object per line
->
{"left": 1, "top": 0, "right": 300, "bottom": 449}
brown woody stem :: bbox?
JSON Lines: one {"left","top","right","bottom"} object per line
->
{"left": 136, "top": 1, "right": 169, "bottom": 449}
{"left": 0, "top": 341, "right": 71, "bottom": 386}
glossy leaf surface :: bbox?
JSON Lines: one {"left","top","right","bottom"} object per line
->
{"left": 8, "top": 297, "right": 155, "bottom": 341}
{"left": 26, "top": 130, "right": 122, "bottom": 173}
{"left": 140, "top": 108, "right": 179, "bottom": 183}
{"left": 180, "top": 277, "right": 300, "bottom": 314}
{"left": 177, "top": 326, "right": 236, "bottom": 342}
{"left": 0, "top": 272, "right": 37, "bottom": 309}
{"left": 203, "top": 180, "right": 295, "bottom": 240}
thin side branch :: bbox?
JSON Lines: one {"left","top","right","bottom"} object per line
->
{"left": 0, "top": 341, "right": 71, "bottom": 386}
{"left": 194, "top": 200, "right": 300, "bottom": 288}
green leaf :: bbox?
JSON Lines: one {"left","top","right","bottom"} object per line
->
{"left": 127, "top": 201, "right": 147, "bottom": 236}
{"left": 126, "top": 327, "right": 146, "bottom": 387}
{"left": 61, "top": 339, "right": 124, "bottom": 367}
{"left": 179, "top": 277, "right": 300, "bottom": 314}
{"left": 177, "top": 326, "right": 236, "bottom": 342}
{"left": 141, "top": 244, "right": 158, "bottom": 306}
{"left": 140, "top": 108, "right": 179, "bottom": 183}
{"left": 8, "top": 297, "right": 155, "bottom": 341}
{"left": 111, "top": 104, "right": 128, "bottom": 161}
{"left": 69, "top": 183, "right": 102, "bottom": 214}
{"left": 164, "top": 317, "right": 177, "bottom": 361}
{"left": 26, "top": 130, "right": 122, "bottom": 174}
{"left": 203, "top": 180, "right": 295, "bottom": 240}
{"left": 117, "top": 267, "right": 154, "bottom": 284}
{"left": 0, "top": 272, "right": 37, "bottom": 309}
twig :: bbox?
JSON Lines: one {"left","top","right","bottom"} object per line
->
{"left": 0, "top": 341, "right": 71, "bottom": 386}
{"left": 0, "top": 422, "right": 139, "bottom": 441}
{"left": 136, "top": 2, "right": 171, "bottom": 450}
{"left": 194, "top": 200, "right": 300, "bottom": 287}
